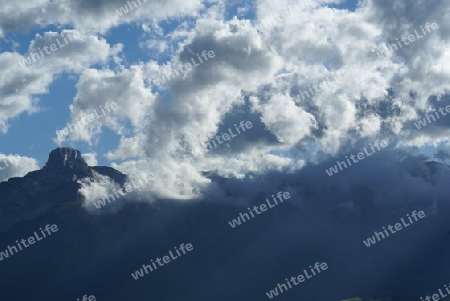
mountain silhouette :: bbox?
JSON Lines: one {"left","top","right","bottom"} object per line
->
{"left": 0, "top": 147, "right": 126, "bottom": 233}
{"left": 0, "top": 148, "right": 450, "bottom": 301}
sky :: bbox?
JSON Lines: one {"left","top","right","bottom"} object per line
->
{"left": 0, "top": 0, "right": 357, "bottom": 169}
{"left": 0, "top": 0, "right": 449, "bottom": 199}
{"left": 3, "top": 2, "right": 450, "bottom": 299}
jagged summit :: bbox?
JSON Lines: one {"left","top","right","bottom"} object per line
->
{"left": 0, "top": 147, "right": 127, "bottom": 233}
{"left": 44, "top": 147, "right": 88, "bottom": 171}
{"left": 40, "top": 147, "right": 126, "bottom": 185}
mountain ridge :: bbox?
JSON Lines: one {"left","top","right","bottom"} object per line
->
{"left": 0, "top": 147, "right": 127, "bottom": 233}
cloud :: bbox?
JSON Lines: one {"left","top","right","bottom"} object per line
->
{"left": 82, "top": 152, "right": 98, "bottom": 166}
{"left": 78, "top": 171, "right": 122, "bottom": 212}
{"left": 0, "top": 154, "right": 39, "bottom": 183}
{"left": 0, "top": 29, "right": 120, "bottom": 135}
{"left": 0, "top": 0, "right": 205, "bottom": 37}
{"left": 24, "top": 30, "right": 119, "bottom": 73}
{"left": 2, "top": 0, "right": 450, "bottom": 298}
{"left": 41, "top": 0, "right": 443, "bottom": 202}
{"left": 54, "top": 66, "right": 153, "bottom": 146}
{"left": 2, "top": 0, "right": 450, "bottom": 202}
{"left": 0, "top": 52, "right": 52, "bottom": 133}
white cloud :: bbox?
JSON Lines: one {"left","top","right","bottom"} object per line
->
{"left": 60, "top": 0, "right": 450, "bottom": 200}
{"left": 82, "top": 152, "right": 98, "bottom": 166}
{"left": 0, "top": 154, "right": 39, "bottom": 183}
{"left": 0, "top": 52, "right": 54, "bottom": 133}
{"left": 78, "top": 172, "right": 122, "bottom": 212}
{"left": 3, "top": 0, "right": 450, "bottom": 200}
{"left": 0, "top": 0, "right": 206, "bottom": 37}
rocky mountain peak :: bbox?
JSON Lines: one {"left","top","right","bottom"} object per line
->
{"left": 43, "top": 147, "right": 88, "bottom": 171}
{"left": 0, "top": 147, "right": 127, "bottom": 233}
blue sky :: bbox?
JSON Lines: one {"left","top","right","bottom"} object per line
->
{"left": 0, "top": 0, "right": 359, "bottom": 167}
{"left": 2, "top": 2, "right": 450, "bottom": 300}
{"left": 0, "top": 0, "right": 449, "bottom": 191}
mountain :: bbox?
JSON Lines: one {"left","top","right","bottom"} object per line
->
{"left": 1, "top": 148, "right": 450, "bottom": 301}
{"left": 0, "top": 147, "right": 126, "bottom": 233}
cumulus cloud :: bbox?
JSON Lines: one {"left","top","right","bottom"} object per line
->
{"left": 0, "top": 0, "right": 205, "bottom": 37}
{"left": 78, "top": 172, "right": 122, "bottom": 212}
{"left": 2, "top": 0, "right": 450, "bottom": 299}
{"left": 22, "top": 30, "right": 119, "bottom": 73}
{"left": 0, "top": 154, "right": 39, "bottom": 183}
{"left": 0, "top": 52, "right": 52, "bottom": 133}
{"left": 0, "top": 28, "right": 120, "bottom": 136}
{"left": 2, "top": 0, "right": 450, "bottom": 204}
{"left": 49, "top": 0, "right": 448, "bottom": 203}
{"left": 82, "top": 152, "right": 98, "bottom": 166}
{"left": 54, "top": 66, "right": 153, "bottom": 146}
{"left": 78, "top": 169, "right": 157, "bottom": 213}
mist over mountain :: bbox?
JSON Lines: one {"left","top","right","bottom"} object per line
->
{"left": 0, "top": 148, "right": 126, "bottom": 233}
{"left": 1, "top": 147, "right": 449, "bottom": 301}
{"left": 2, "top": 0, "right": 450, "bottom": 300}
